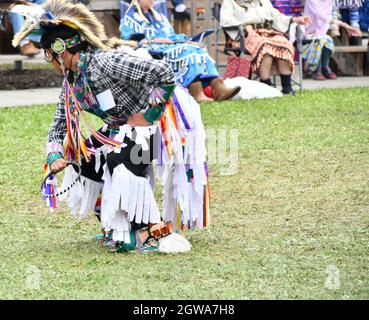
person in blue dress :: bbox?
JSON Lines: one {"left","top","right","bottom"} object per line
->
{"left": 120, "top": 0, "right": 241, "bottom": 103}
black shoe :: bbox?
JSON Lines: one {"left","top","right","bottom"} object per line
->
{"left": 173, "top": 9, "right": 191, "bottom": 21}
{"left": 282, "top": 87, "right": 296, "bottom": 96}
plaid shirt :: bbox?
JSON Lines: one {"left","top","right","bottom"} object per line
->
{"left": 46, "top": 49, "right": 175, "bottom": 156}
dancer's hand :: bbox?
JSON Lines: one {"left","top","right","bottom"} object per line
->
{"left": 127, "top": 113, "right": 151, "bottom": 126}
{"left": 51, "top": 158, "right": 67, "bottom": 173}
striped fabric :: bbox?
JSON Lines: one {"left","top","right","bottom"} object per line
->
{"left": 335, "top": 0, "right": 363, "bottom": 8}
{"left": 270, "top": 0, "right": 303, "bottom": 16}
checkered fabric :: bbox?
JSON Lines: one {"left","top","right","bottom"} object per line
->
{"left": 47, "top": 49, "right": 175, "bottom": 153}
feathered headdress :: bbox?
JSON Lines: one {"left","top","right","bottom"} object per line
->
{"left": 11, "top": 0, "right": 132, "bottom": 50}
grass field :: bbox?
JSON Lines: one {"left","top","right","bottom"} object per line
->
{"left": 0, "top": 88, "right": 368, "bottom": 299}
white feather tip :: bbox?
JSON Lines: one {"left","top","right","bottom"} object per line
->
{"left": 158, "top": 233, "right": 192, "bottom": 254}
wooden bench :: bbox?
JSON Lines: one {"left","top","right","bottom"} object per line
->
{"left": 332, "top": 27, "right": 369, "bottom": 76}
{"left": 333, "top": 45, "right": 368, "bottom": 76}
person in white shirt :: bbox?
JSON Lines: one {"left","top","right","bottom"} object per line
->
{"left": 220, "top": 0, "right": 311, "bottom": 95}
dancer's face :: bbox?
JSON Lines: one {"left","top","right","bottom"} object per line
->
{"left": 45, "top": 49, "right": 79, "bottom": 74}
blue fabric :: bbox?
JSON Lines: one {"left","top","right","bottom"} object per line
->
{"left": 359, "top": 0, "right": 369, "bottom": 31}
{"left": 120, "top": 0, "right": 181, "bottom": 20}
{"left": 9, "top": 0, "right": 45, "bottom": 43}
{"left": 153, "top": 0, "right": 170, "bottom": 19}
{"left": 302, "top": 34, "right": 335, "bottom": 73}
{"left": 120, "top": 0, "right": 130, "bottom": 20}
{"left": 120, "top": 7, "right": 218, "bottom": 88}
{"left": 340, "top": 8, "right": 360, "bottom": 25}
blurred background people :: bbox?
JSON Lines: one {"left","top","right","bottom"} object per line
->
{"left": 220, "top": 0, "right": 311, "bottom": 95}
{"left": 120, "top": 0, "right": 241, "bottom": 103}
{"left": 8, "top": 0, "right": 45, "bottom": 56}
{"left": 270, "top": 0, "right": 304, "bottom": 16}
{"left": 303, "top": 0, "right": 361, "bottom": 80}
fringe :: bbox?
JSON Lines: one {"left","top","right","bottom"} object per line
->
{"left": 253, "top": 43, "right": 295, "bottom": 74}
{"left": 157, "top": 87, "right": 210, "bottom": 230}
{"left": 335, "top": 0, "right": 363, "bottom": 7}
{"left": 165, "top": 53, "right": 213, "bottom": 72}
{"left": 59, "top": 165, "right": 103, "bottom": 218}
{"left": 100, "top": 163, "right": 161, "bottom": 242}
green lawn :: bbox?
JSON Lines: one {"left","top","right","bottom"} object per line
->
{"left": 0, "top": 88, "right": 368, "bottom": 299}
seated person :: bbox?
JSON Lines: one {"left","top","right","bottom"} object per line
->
{"left": 220, "top": 0, "right": 311, "bottom": 95}
{"left": 8, "top": 0, "right": 45, "bottom": 56}
{"left": 120, "top": 0, "right": 241, "bottom": 103}
{"left": 333, "top": 0, "right": 363, "bottom": 31}
{"left": 303, "top": 0, "right": 361, "bottom": 80}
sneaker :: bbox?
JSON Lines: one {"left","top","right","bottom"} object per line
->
{"left": 94, "top": 229, "right": 113, "bottom": 246}
{"left": 115, "top": 230, "right": 137, "bottom": 253}
{"left": 322, "top": 70, "right": 337, "bottom": 80}
{"left": 282, "top": 87, "right": 296, "bottom": 96}
{"left": 314, "top": 72, "right": 326, "bottom": 81}
{"left": 139, "top": 237, "right": 159, "bottom": 253}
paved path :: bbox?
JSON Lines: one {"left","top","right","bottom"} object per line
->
{"left": 0, "top": 88, "right": 60, "bottom": 108}
{"left": 0, "top": 77, "right": 368, "bottom": 108}
{"left": 301, "top": 76, "right": 369, "bottom": 90}
{"left": 0, "top": 53, "right": 46, "bottom": 68}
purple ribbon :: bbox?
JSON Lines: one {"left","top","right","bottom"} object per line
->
{"left": 172, "top": 93, "right": 191, "bottom": 130}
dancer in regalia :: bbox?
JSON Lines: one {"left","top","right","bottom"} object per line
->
{"left": 12, "top": 0, "right": 211, "bottom": 254}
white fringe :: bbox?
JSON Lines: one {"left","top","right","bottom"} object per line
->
{"left": 101, "top": 163, "right": 161, "bottom": 242}
{"left": 157, "top": 87, "right": 209, "bottom": 230}
{"left": 59, "top": 165, "right": 103, "bottom": 218}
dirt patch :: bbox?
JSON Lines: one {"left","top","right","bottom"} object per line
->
{"left": 0, "top": 69, "right": 63, "bottom": 90}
